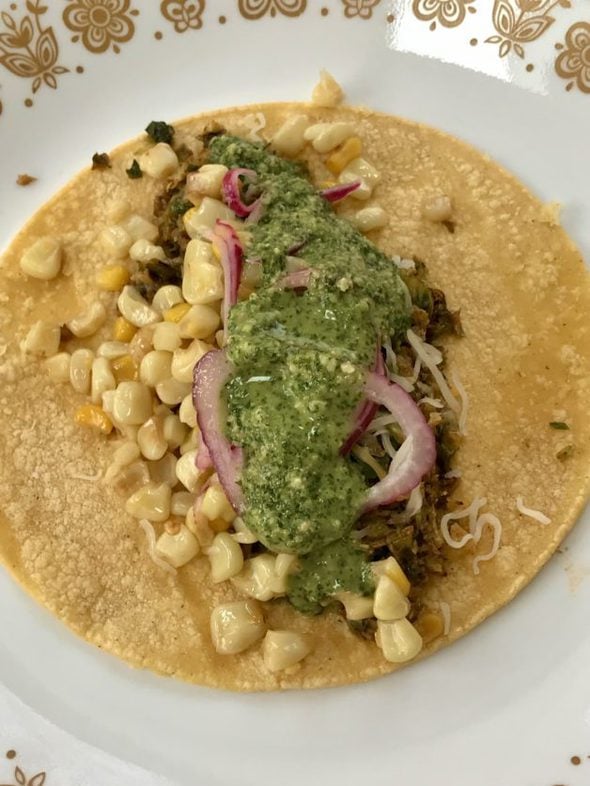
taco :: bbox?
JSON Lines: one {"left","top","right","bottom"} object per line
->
{"left": 0, "top": 88, "right": 588, "bottom": 691}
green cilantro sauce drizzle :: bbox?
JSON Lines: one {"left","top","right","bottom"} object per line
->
{"left": 208, "top": 136, "right": 411, "bottom": 614}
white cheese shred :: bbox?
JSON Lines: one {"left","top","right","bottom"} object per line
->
{"left": 444, "top": 469, "right": 462, "bottom": 479}
{"left": 439, "top": 601, "right": 451, "bottom": 635}
{"left": 418, "top": 397, "right": 444, "bottom": 409}
{"left": 139, "top": 519, "right": 177, "bottom": 576}
{"left": 440, "top": 497, "right": 487, "bottom": 548}
{"left": 406, "top": 329, "right": 460, "bottom": 414}
{"left": 516, "top": 496, "right": 551, "bottom": 526}
{"left": 451, "top": 370, "right": 469, "bottom": 436}
{"left": 471, "top": 513, "right": 503, "bottom": 575}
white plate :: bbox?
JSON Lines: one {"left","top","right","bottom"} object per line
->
{"left": 0, "top": 3, "right": 589, "bottom": 785}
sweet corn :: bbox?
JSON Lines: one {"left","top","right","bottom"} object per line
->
{"left": 104, "top": 441, "right": 141, "bottom": 483}
{"left": 152, "top": 285, "right": 184, "bottom": 313}
{"left": 339, "top": 157, "right": 381, "bottom": 201}
{"left": 156, "top": 378, "right": 191, "bottom": 407}
{"left": 175, "top": 449, "right": 201, "bottom": 492}
{"left": 112, "top": 381, "right": 152, "bottom": 425}
{"left": 183, "top": 198, "right": 233, "bottom": 239}
{"left": 148, "top": 452, "right": 178, "bottom": 486}
{"left": 155, "top": 524, "right": 199, "bottom": 568}
{"left": 118, "top": 286, "right": 160, "bottom": 328}
{"left": 129, "top": 239, "right": 166, "bottom": 263}
{"left": 45, "top": 352, "right": 71, "bottom": 383}
{"left": 271, "top": 554, "right": 298, "bottom": 594}
{"left": 375, "top": 618, "right": 423, "bottom": 664}
{"left": 100, "top": 225, "right": 133, "bottom": 258}
{"left": 179, "top": 426, "right": 199, "bottom": 455}
{"left": 270, "top": 115, "right": 309, "bottom": 157}
{"left": 207, "top": 531, "right": 244, "bottom": 582}
{"left": 129, "top": 325, "right": 155, "bottom": 363}
{"left": 125, "top": 482, "right": 171, "bottom": 522}
{"left": 326, "top": 136, "right": 363, "bottom": 175}
{"left": 121, "top": 214, "right": 158, "bottom": 243}
{"left": 163, "top": 413, "right": 188, "bottom": 450}
{"left": 171, "top": 491, "right": 195, "bottom": 517}
{"left": 74, "top": 404, "right": 113, "bottom": 435}
{"left": 177, "top": 305, "right": 220, "bottom": 340}
{"left": 415, "top": 611, "right": 444, "bottom": 644}
{"left": 96, "top": 341, "right": 128, "bottom": 360}
{"left": 97, "top": 265, "right": 130, "bottom": 292}
{"left": 137, "top": 416, "right": 167, "bottom": 461}
{"left": 303, "top": 122, "right": 355, "bottom": 153}
{"left": 423, "top": 194, "right": 452, "bottom": 222}
{"left": 232, "top": 554, "right": 276, "bottom": 601}
{"left": 311, "top": 69, "right": 343, "bottom": 107}
{"left": 139, "top": 350, "right": 173, "bottom": 387}
{"left": 263, "top": 630, "right": 311, "bottom": 672}
{"left": 171, "top": 339, "right": 209, "bottom": 383}
{"left": 67, "top": 302, "right": 107, "bottom": 338}
{"left": 372, "top": 556, "right": 411, "bottom": 596}
{"left": 210, "top": 600, "right": 265, "bottom": 655}
{"left": 349, "top": 205, "right": 388, "bottom": 232}
{"left": 70, "top": 348, "right": 94, "bottom": 394}
{"left": 20, "top": 237, "right": 62, "bottom": 280}
{"left": 200, "top": 484, "right": 235, "bottom": 523}
{"left": 111, "top": 354, "right": 138, "bottom": 383}
{"left": 152, "top": 321, "right": 181, "bottom": 352}
{"left": 139, "top": 143, "right": 179, "bottom": 179}
{"left": 209, "top": 517, "right": 231, "bottom": 533}
{"left": 336, "top": 591, "right": 374, "bottom": 621}
{"left": 163, "top": 303, "right": 191, "bottom": 323}
{"left": 23, "top": 321, "right": 60, "bottom": 357}
{"left": 91, "top": 357, "right": 116, "bottom": 404}
{"left": 187, "top": 164, "right": 228, "bottom": 198}
{"left": 231, "top": 516, "right": 258, "bottom": 545}
{"left": 179, "top": 394, "right": 197, "bottom": 427}
{"left": 373, "top": 574, "right": 410, "bottom": 621}
{"left": 108, "top": 460, "right": 150, "bottom": 495}
{"left": 113, "top": 317, "right": 137, "bottom": 343}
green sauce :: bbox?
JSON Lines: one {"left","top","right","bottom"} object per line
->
{"left": 208, "top": 136, "right": 411, "bottom": 611}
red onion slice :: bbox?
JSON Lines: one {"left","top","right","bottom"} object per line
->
{"left": 320, "top": 181, "right": 361, "bottom": 203}
{"left": 361, "top": 371, "right": 436, "bottom": 512}
{"left": 222, "top": 168, "right": 261, "bottom": 218}
{"left": 195, "top": 439, "right": 213, "bottom": 471}
{"left": 210, "top": 220, "right": 244, "bottom": 339}
{"left": 192, "top": 349, "right": 245, "bottom": 513}
{"left": 340, "top": 348, "right": 384, "bottom": 456}
{"left": 275, "top": 268, "right": 312, "bottom": 290}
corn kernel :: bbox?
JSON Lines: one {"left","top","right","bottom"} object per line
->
{"left": 138, "top": 143, "right": 179, "bottom": 179}
{"left": 129, "top": 239, "right": 166, "bottom": 263}
{"left": 164, "top": 303, "right": 191, "bottom": 323}
{"left": 20, "top": 237, "right": 62, "bottom": 280}
{"left": 45, "top": 352, "right": 71, "bottom": 383}
{"left": 139, "top": 350, "right": 173, "bottom": 387}
{"left": 376, "top": 619, "right": 423, "bottom": 664}
{"left": 137, "top": 416, "right": 168, "bottom": 461}
{"left": 311, "top": 69, "right": 343, "bottom": 107}
{"left": 303, "top": 122, "right": 355, "bottom": 153}
{"left": 97, "top": 265, "right": 130, "bottom": 292}
{"left": 177, "top": 304, "right": 221, "bottom": 340}
{"left": 373, "top": 574, "right": 410, "bottom": 621}
{"left": 415, "top": 611, "right": 444, "bottom": 644}
{"left": 155, "top": 524, "right": 199, "bottom": 568}
{"left": 112, "top": 354, "right": 138, "bottom": 383}
{"left": 100, "top": 225, "right": 133, "bottom": 258}
{"left": 91, "top": 357, "right": 116, "bottom": 404}
{"left": 201, "top": 484, "right": 236, "bottom": 523}
{"left": 118, "top": 285, "right": 160, "bottom": 328}
{"left": 207, "top": 531, "right": 244, "bottom": 582}
{"left": 148, "top": 452, "right": 178, "bottom": 486}
{"left": 153, "top": 322, "right": 181, "bottom": 352}
{"left": 125, "top": 482, "right": 171, "bottom": 522}
{"left": 113, "top": 317, "right": 137, "bottom": 343}
{"left": 271, "top": 115, "right": 309, "bottom": 157}
{"left": 156, "top": 378, "right": 191, "bottom": 406}
{"left": 112, "top": 381, "right": 152, "bottom": 425}
{"left": 75, "top": 404, "right": 113, "bottom": 435}
{"left": 339, "top": 157, "right": 381, "bottom": 201}
{"left": 263, "top": 630, "right": 311, "bottom": 672}
{"left": 70, "top": 348, "right": 94, "bottom": 394}
{"left": 22, "top": 321, "right": 60, "bottom": 357}
{"left": 171, "top": 339, "right": 209, "bottom": 383}
{"left": 121, "top": 214, "right": 158, "bottom": 243}
{"left": 326, "top": 136, "right": 363, "bottom": 175}
{"left": 349, "top": 205, "right": 388, "bottom": 232}
{"left": 210, "top": 600, "right": 265, "bottom": 655}
{"left": 187, "top": 164, "right": 228, "bottom": 198}
{"left": 152, "top": 285, "right": 184, "bottom": 313}
{"left": 67, "top": 302, "right": 107, "bottom": 338}
{"left": 336, "top": 591, "right": 374, "bottom": 621}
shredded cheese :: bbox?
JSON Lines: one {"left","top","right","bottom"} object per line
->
{"left": 439, "top": 601, "right": 451, "bottom": 635}
{"left": 352, "top": 445, "right": 386, "bottom": 480}
{"left": 380, "top": 431, "right": 397, "bottom": 460}
{"left": 406, "top": 329, "right": 460, "bottom": 414}
{"left": 516, "top": 496, "right": 551, "bottom": 526}
{"left": 471, "top": 513, "right": 503, "bottom": 575}
{"left": 440, "top": 497, "right": 487, "bottom": 548}
{"left": 392, "top": 256, "right": 416, "bottom": 271}
{"left": 451, "top": 370, "right": 469, "bottom": 435}
{"left": 139, "top": 519, "right": 177, "bottom": 576}
{"left": 444, "top": 469, "right": 462, "bottom": 479}
{"left": 418, "top": 396, "right": 444, "bottom": 409}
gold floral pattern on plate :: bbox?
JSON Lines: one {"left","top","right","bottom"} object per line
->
{"left": 342, "top": 0, "right": 383, "bottom": 19}
{"left": 555, "top": 20, "right": 590, "bottom": 93}
{"left": 412, "top": 0, "right": 476, "bottom": 30}
{"left": 0, "top": 1, "right": 69, "bottom": 95}
{"left": 484, "top": 0, "right": 569, "bottom": 58}
{"left": 237, "top": 0, "right": 307, "bottom": 19}
{"left": 160, "top": 0, "right": 205, "bottom": 32}
{"left": 63, "top": 0, "right": 139, "bottom": 54}
{"left": 1, "top": 750, "right": 46, "bottom": 786}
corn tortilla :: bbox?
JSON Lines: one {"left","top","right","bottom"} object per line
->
{"left": 0, "top": 103, "right": 588, "bottom": 690}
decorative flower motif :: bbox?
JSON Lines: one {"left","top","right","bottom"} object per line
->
{"left": 485, "top": 0, "right": 566, "bottom": 59}
{"left": 341, "top": 0, "right": 382, "bottom": 19}
{"left": 237, "top": 0, "right": 307, "bottom": 19}
{"left": 160, "top": 0, "right": 205, "bottom": 32}
{"left": 412, "top": 0, "right": 476, "bottom": 30}
{"left": 0, "top": 1, "right": 69, "bottom": 96}
{"left": 63, "top": 0, "right": 139, "bottom": 55}
{"left": 555, "top": 21, "right": 590, "bottom": 94}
